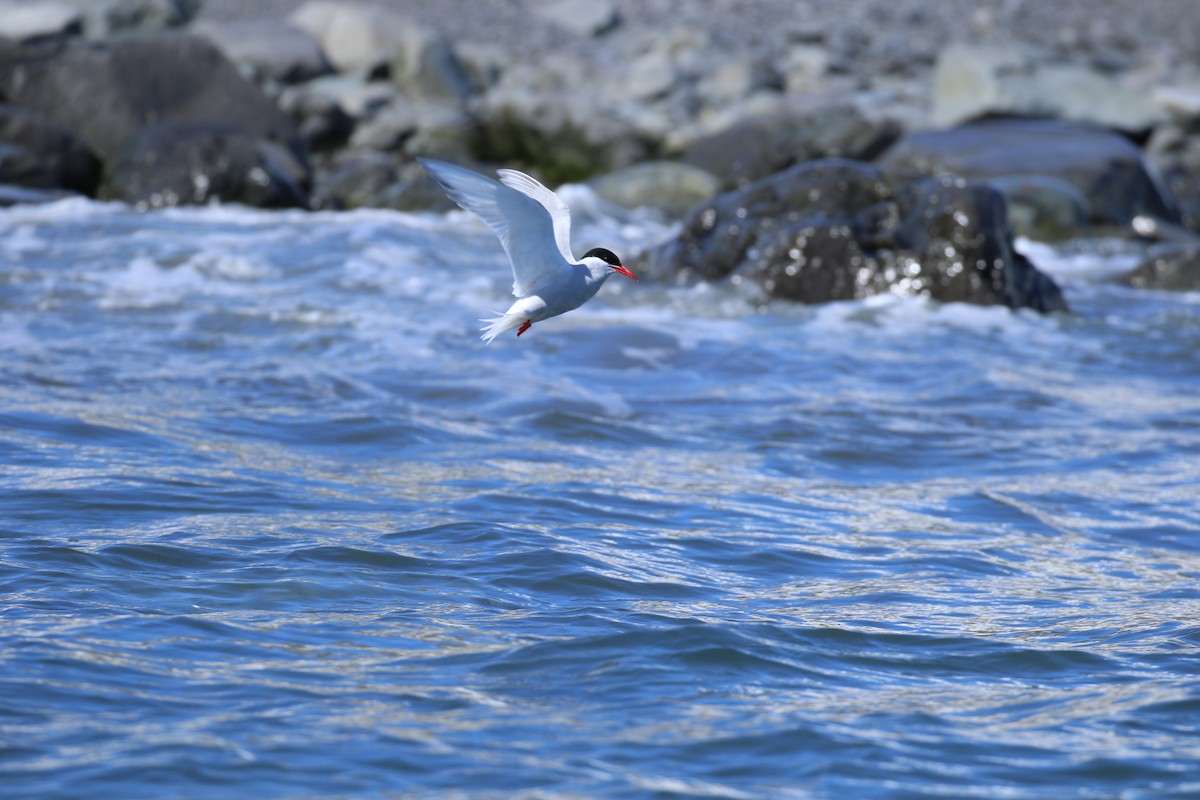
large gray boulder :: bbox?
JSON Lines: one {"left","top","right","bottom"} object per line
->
{"left": 474, "top": 56, "right": 651, "bottom": 183}
{"left": 650, "top": 159, "right": 1067, "bottom": 313}
{"left": 288, "top": 1, "right": 409, "bottom": 74}
{"left": 0, "top": 32, "right": 304, "bottom": 161}
{"left": 289, "top": 0, "right": 474, "bottom": 107}
{"left": 682, "top": 95, "right": 901, "bottom": 188}
{"left": 879, "top": 119, "right": 1179, "bottom": 238}
{"left": 932, "top": 44, "right": 1167, "bottom": 134}
{"left": 191, "top": 20, "right": 333, "bottom": 84}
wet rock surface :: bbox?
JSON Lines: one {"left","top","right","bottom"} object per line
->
{"left": 651, "top": 159, "right": 1067, "bottom": 311}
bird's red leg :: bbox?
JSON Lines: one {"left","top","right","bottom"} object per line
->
{"left": 517, "top": 320, "right": 532, "bottom": 337}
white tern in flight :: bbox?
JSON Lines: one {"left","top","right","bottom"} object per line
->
{"left": 420, "top": 158, "right": 638, "bottom": 343}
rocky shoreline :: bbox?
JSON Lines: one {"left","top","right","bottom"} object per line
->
{"left": 2, "top": 0, "right": 1199, "bottom": 306}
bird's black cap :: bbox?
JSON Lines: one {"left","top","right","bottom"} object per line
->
{"left": 583, "top": 247, "right": 622, "bottom": 267}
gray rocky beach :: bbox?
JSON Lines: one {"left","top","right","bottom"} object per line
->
{"left": 2, "top": 0, "right": 1199, "bottom": 305}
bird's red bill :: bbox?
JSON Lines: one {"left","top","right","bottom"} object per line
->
{"left": 611, "top": 265, "right": 639, "bottom": 281}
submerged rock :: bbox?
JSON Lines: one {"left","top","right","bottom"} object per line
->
{"left": 650, "top": 158, "right": 1067, "bottom": 313}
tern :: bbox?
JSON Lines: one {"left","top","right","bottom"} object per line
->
{"left": 419, "top": 158, "right": 638, "bottom": 343}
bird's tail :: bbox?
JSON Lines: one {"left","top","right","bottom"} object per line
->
{"left": 479, "top": 313, "right": 524, "bottom": 344}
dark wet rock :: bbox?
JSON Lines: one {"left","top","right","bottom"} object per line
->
{"left": 275, "top": 85, "right": 355, "bottom": 152}
{"left": 0, "top": 141, "right": 51, "bottom": 187}
{"left": 1122, "top": 245, "right": 1200, "bottom": 291}
{"left": 589, "top": 161, "right": 721, "bottom": 217}
{"left": 0, "top": 32, "right": 304, "bottom": 163}
{"left": 99, "top": 121, "right": 309, "bottom": 209}
{"left": 0, "top": 103, "right": 101, "bottom": 193}
{"left": 879, "top": 119, "right": 1179, "bottom": 236}
{"left": 888, "top": 175, "right": 1066, "bottom": 311}
{"left": 932, "top": 43, "right": 1166, "bottom": 133}
{"left": 650, "top": 158, "right": 1067, "bottom": 312}
{"left": 192, "top": 20, "right": 333, "bottom": 84}
{"left": 681, "top": 97, "right": 901, "bottom": 189}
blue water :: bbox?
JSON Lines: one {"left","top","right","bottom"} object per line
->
{"left": 2, "top": 196, "right": 1199, "bottom": 799}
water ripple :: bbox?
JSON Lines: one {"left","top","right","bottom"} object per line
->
{"left": 2, "top": 202, "right": 1200, "bottom": 798}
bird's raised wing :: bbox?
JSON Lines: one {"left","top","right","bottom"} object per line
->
{"left": 419, "top": 158, "right": 575, "bottom": 297}
{"left": 495, "top": 168, "right": 575, "bottom": 267}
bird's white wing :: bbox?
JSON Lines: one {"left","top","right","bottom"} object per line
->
{"left": 495, "top": 168, "right": 575, "bottom": 267}
{"left": 419, "top": 158, "right": 574, "bottom": 297}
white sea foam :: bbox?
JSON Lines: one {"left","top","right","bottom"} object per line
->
{"left": 0, "top": 196, "right": 126, "bottom": 225}
{"left": 0, "top": 223, "right": 49, "bottom": 257}
{"left": 96, "top": 255, "right": 216, "bottom": 310}
{"left": 1017, "top": 236, "right": 1145, "bottom": 284}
